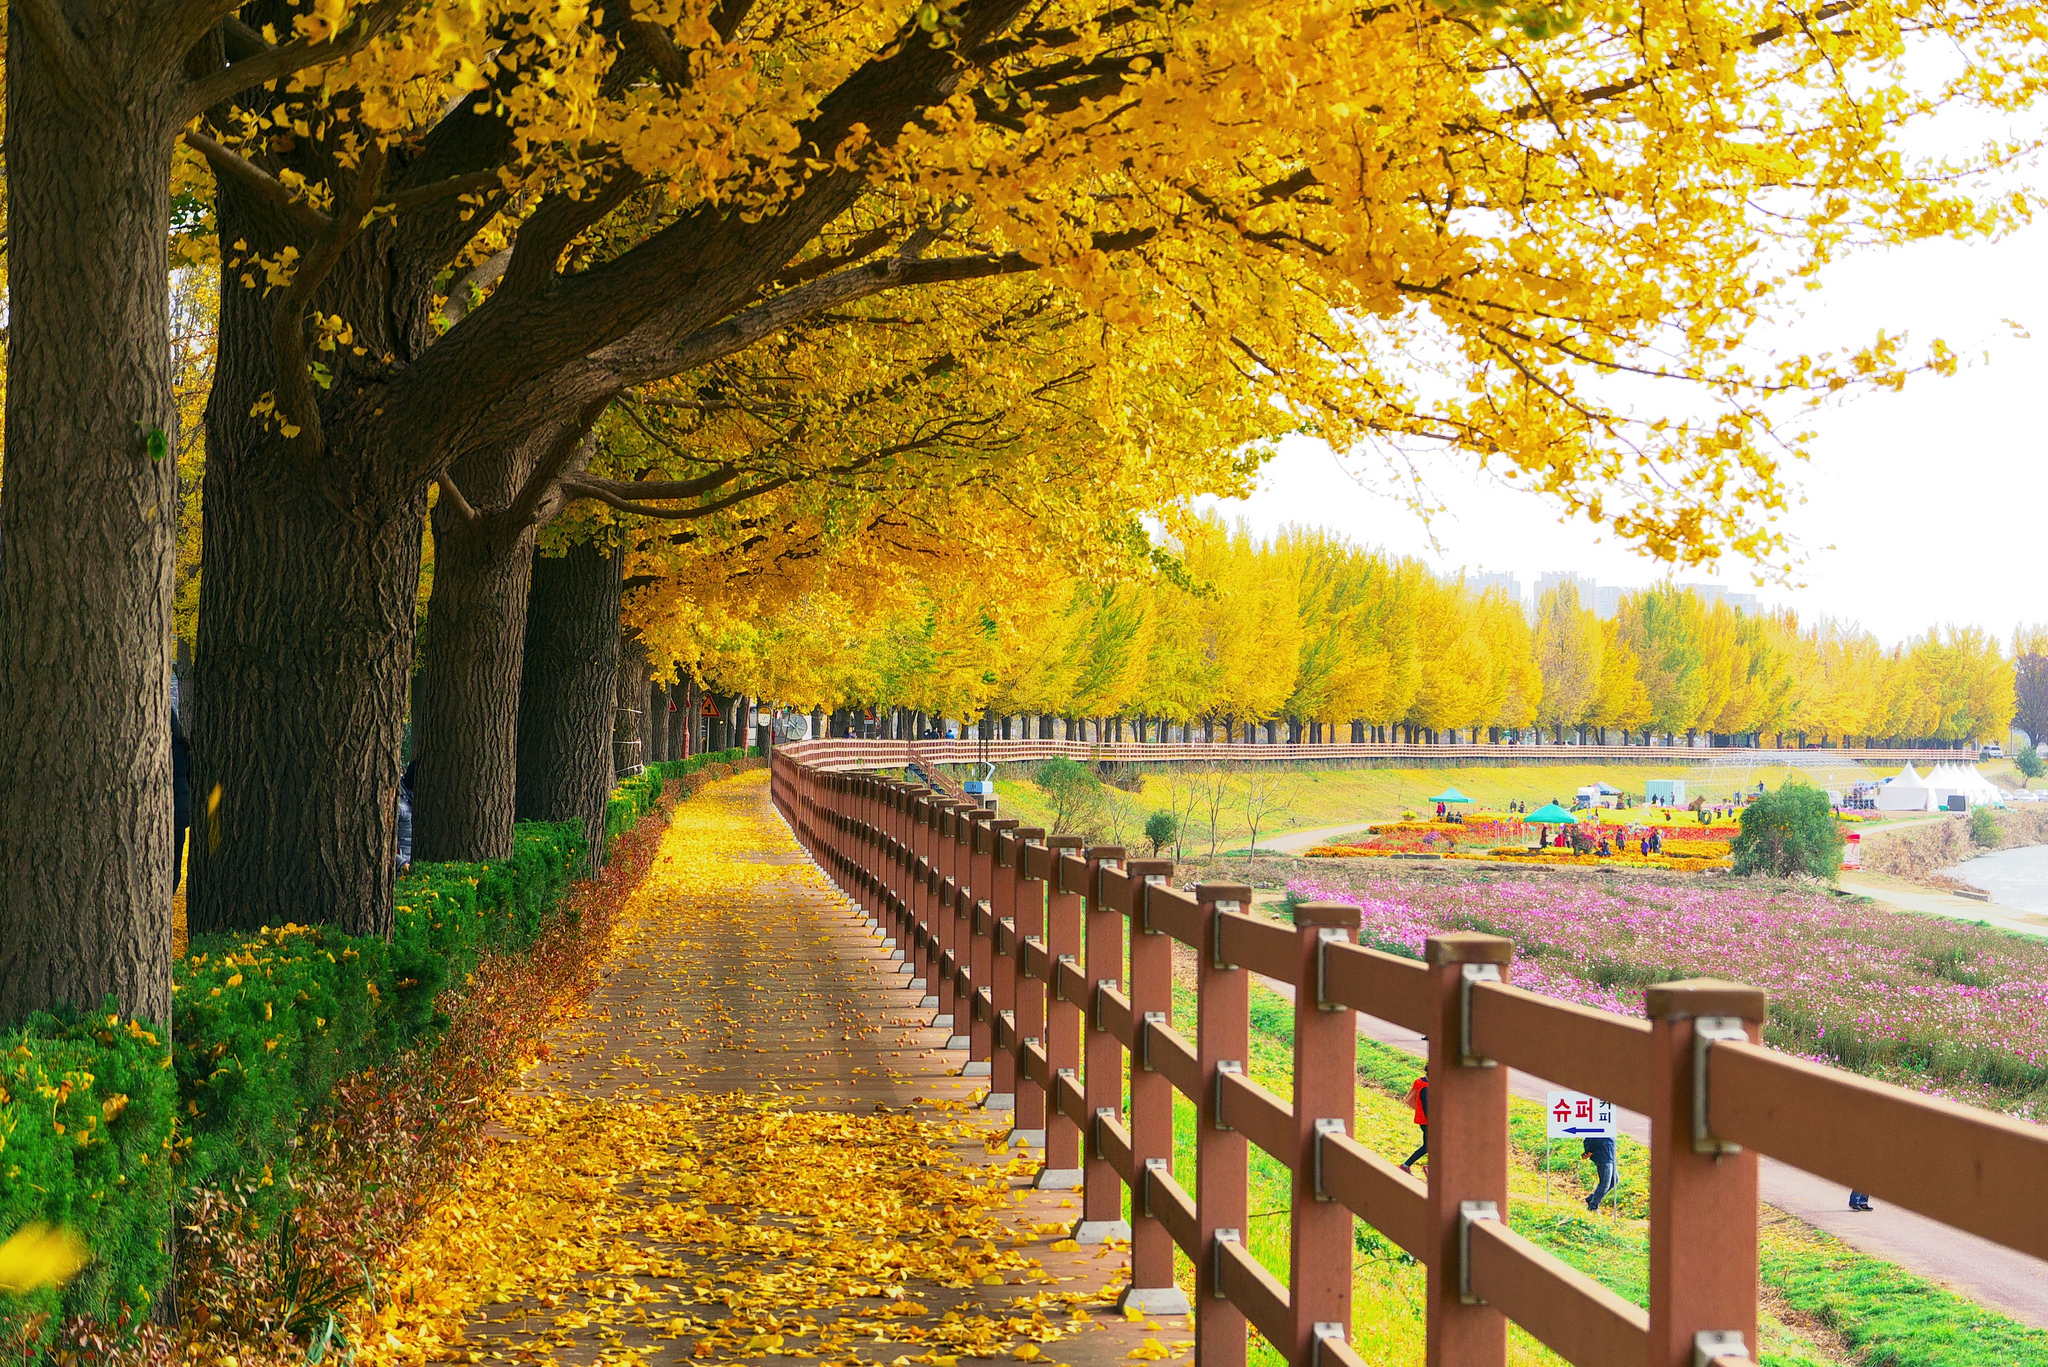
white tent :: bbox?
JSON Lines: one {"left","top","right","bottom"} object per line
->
{"left": 1923, "top": 763, "right": 2005, "bottom": 809}
{"left": 1877, "top": 762, "right": 1934, "bottom": 812}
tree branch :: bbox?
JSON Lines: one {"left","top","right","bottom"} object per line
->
{"left": 183, "top": 128, "right": 334, "bottom": 233}
{"left": 181, "top": 0, "right": 416, "bottom": 118}
{"left": 503, "top": 401, "right": 612, "bottom": 535}
{"left": 606, "top": 229, "right": 1149, "bottom": 388}
{"left": 498, "top": 171, "right": 646, "bottom": 299}
{"left": 434, "top": 473, "right": 482, "bottom": 524}
{"left": 559, "top": 473, "right": 796, "bottom": 520}
{"left": 384, "top": 169, "right": 505, "bottom": 216}
{"left": 438, "top": 247, "right": 514, "bottom": 328}
{"left": 17, "top": 0, "right": 94, "bottom": 103}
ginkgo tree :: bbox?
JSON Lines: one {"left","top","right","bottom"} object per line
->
{"left": 6, "top": 0, "right": 2045, "bottom": 1001}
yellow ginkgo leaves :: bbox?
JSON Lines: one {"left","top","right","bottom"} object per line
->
{"left": 0, "top": 1224, "right": 89, "bottom": 1296}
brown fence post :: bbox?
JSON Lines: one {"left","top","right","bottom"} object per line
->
{"left": 1196, "top": 882, "right": 1253, "bottom": 1367}
{"left": 966, "top": 813, "right": 1010, "bottom": 1080}
{"left": 915, "top": 796, "right": 939, "bottom": 1010}
{"left": 1011, "top": 827, "right": 1049, "bottom": 1148}
{"left": 1424, "top": 932, "right": 1512, "bottom": 1367}
{"left": 1291, "top": 900, "right": 1362, "bottom": 1365}
{"left": 1037, "top": 836, "right": 1088, "bottom": 1191}
{"left": 1122, "top": 857, "right": 1184, "bottom": 1312}
{"left": 1076, "top": 845, "right": 1130, "bottom": 1244}
{"left": 985, "top": 820, "right": 1024, "bottom": 1110}
{"left": 1647, "top": 979, "right": 1765, "bottom": 1367}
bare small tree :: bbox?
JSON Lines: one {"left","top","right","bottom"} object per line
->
{"left": 1200, "top": 764, "right": 1235, "bottom": 856}
{"left": 1239, "top": 764, "right": 1299, "bottom": 873}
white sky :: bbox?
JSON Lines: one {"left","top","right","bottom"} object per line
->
{"left": 1208, "top": 220, "right": 2048, "bottom": 649}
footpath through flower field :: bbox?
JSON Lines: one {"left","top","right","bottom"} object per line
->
{"left": 352, "top": 771, "right": 1185, "bottom": 1367}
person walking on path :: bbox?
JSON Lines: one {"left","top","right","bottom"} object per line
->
{"left": 1400, "top": 1074, "right": 1428, "bottom": 1172}
{"left": 1583, "top": 1136, "right": 1618, "bottom": 1211}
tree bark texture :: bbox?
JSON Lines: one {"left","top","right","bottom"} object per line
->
{"left": 516, "top": 541, "right": 622, "bottom": 862}
{"left": 411, "top": 443, "right": 547, "bottom": 864}
{"left": 0, "top": 40, "right": 182, "bottom": 1026}
{"left": 615, "top": 638, "right": 650, "bottom": 775}
{"left": 187, "top": 145, "right": 468, "bottom": 937}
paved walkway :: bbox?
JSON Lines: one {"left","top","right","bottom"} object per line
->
{"left": 359, "top": 774, "right": 1187, "bottom": 1366}
{"left": 1839, "top": 870, "right": 2048, "bottom": 938}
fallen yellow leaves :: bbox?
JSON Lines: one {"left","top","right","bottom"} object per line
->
{"left": 352, "top": 774, "right": 1124, "bottom": 1367}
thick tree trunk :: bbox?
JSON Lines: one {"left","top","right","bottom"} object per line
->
{"left": 412, "top": 481, "right": 538, "bottom": 863}
{"left": 516, "top": 541, "right": 622, "bottom": 862}
{"left": 648, "top": 680, "right": 671, "bottom": 763}
{"left": 188, "top": 146, "right": 456, "bottom": 938}
{"left": 187, "top": 449, "right": 426, "bottom": 937}
{"left": 615, "top": 639, "right": 650, "bottom": 774}
{"left": 0, "top": 51, "right": 181, "bottom": 1026}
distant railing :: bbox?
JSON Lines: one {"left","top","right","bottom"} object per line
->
{"left": 770, "top": 752, "right": 2048, "bottom": 1367}
{"left": 778, "top": 738, "right": 1978, "bottom": 772}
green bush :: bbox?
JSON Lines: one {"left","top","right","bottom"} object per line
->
{"left": 1970, "top": 804, "right": 2000, "bottom": 846}
{"left": 1144, "top": 810, "right": 1178, "bottom": 856}
{"left": 1730, "top": 783, "right": 1844, "bottom": 879}
{"left": 1, "top": 818, "right": 587, "bottom": 1352}
{"left": 605, "top": 746, "right": 755, "bottom": 848}
{"left": 2016, "top": 747, "right": 2045, "bottom": 784}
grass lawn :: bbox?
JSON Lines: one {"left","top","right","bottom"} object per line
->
{"left": 1123, "top": 969, "right": 2048, "bottom": 1366}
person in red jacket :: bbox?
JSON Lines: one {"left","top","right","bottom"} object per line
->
{"left": 1400, "top": 1074, "right": 1428, "bottom": 1172}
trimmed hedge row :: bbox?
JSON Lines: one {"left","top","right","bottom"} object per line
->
{"left": 603, "top": 746, "right": 757, "bottom": 845}
{"left": 1, "top": 818, "right": 586, "bottom": 1352}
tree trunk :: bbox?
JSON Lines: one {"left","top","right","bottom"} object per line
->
{"left": 516, "top": 541, "right": 622, "bottom": 863}
{"left": 616, "top": 639, "right": 649, "bottom": 774}
{"left": 0, "top": 48, "right": 182, "bottom": 1026}
{"left": 411, "top": 477, "right": 539, "bottom": 863}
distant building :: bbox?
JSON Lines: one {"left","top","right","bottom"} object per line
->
{"left": 1533, "top": 571, "right": 1597, "bottom": 611}
{"left": 1592, "top": 585, "right": 1625, "bottom": 620}
{"left": 1468, "top": 571, "right": 1523, "bottom": 601}
{"left": 1679, "top": 583, "right": 1761, "bottom": 615}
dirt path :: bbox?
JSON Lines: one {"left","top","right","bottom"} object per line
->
{"left": 357, "top": 774, "right": 1187, "bottom": 1367}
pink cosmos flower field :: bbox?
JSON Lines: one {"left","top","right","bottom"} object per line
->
{"left": 1285, "top": 868, "right": 2048, "bottom": 1112}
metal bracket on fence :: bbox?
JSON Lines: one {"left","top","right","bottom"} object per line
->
{"left": 1316, "top": 926, "right": 1350, "bottom": 1010}
{"left": 1093, "top": 1107, "right": 1117, "bottom": 1159}
{"left": 1458, "top": 1201, "right": 1498, "bottom": 1304}
{"left": 1311, "top": 1323, "right": 1349, "bottom": 1367}
{"left": 1140, "top": 1012, "right": 1168, "bottom": 1070}
{"left": 1093, "top": 979, "right": 1118, "bottom": 1032}
{"left": 1054, "top": 954, "right": 1077, "bottom": 1001}
{"left": 1693, "top": 1017, "right": 1748, "bottom": 1155}
{"left": 1214, "top": 1060, "right": 1242, "bottom": 1129}
{"left": 1139, "top": 874, "right": 1168, "bottom": 933}
{"left": 1312, "top": 1118, "right": 1347, "bottom": 1199}
{"left": 1211, "top": 1229, "right": 1240, "bottom": 1295}
{"left": 1142, "top": 1158, "right": 1168, "bottom": 1217}
{"left": 1210, "top": 900, "right": 1242, "bottom": 970}
{"left": 1693, "top": 1331, "right": 1749, "bottom": 1367}
{"left": 1459, "top": 963, "right": 1501, "bottom": 1068}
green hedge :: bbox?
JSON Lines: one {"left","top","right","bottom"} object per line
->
{"left": 0, "top": 819, "right": 585, "bottom": 1354}
{"left": 604, "top": 746, "right": 756, "bottom": 847}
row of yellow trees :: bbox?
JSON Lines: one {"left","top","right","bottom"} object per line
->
{"left": 660, "top": 520, "right": 2021, "bottom": 747}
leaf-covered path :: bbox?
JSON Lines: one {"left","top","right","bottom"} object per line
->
{"left": 357, "top": 772, "right": 1190, "bottom": 1367}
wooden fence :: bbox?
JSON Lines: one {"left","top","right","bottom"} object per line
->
{"left": 770, "top": 754, "right": 2048, "bottom": 1367}
{"left": 779, "top": 738, "right": 1980, "bottom": 772}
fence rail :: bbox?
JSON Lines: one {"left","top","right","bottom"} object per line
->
{"left": 769, "top": 752, "right": 2048, "bottom": 1367}
{"left": 779, "top": 738, "right": 1979, "bottom": 772}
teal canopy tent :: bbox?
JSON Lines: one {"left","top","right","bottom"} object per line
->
{"left": 1428, "top": 787, "right": 1473, "bottom": 804}
{"left": 1526, "top": 803, "right": 1579, "bottom": 825}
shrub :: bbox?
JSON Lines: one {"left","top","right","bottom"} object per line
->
{"left": 1730, "top": 783, "right": 1843, "bottom": 879}
{"left": 2016, "top": 747, "right": 2045, "bottom": 784}
{"left": 1970, "top": 804, "right": 2001, "bottom": 846}
{"left": 1144, "top": 810, "right": 1179, "bottom": 857}
{"left": 1033, "top": 757, "right": 1102, "bottom": 836}
{"left": 1, "top": 817, "right": 588, "bottom": 1353}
